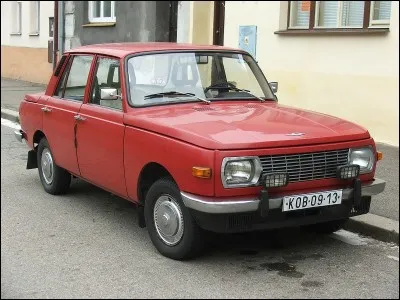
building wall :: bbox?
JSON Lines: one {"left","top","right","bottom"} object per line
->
{"left": 1, "top": 1, "right": 54, "bottom": 84}
{"left": 177, "top": 1, "right": 214, "bottom": 45}
{"left": 66, "top": 1, "right": 173, "bottom": 50}
{"left": 224, "top": 1, "right": 399, "bottom": 146}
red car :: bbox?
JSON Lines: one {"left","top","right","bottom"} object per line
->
{"left": 16, "top": 43, "right": 385, "bottom": 260}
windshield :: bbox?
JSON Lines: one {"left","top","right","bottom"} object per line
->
{"left": 126, "top": 52, "right": 275, "bottom": 106}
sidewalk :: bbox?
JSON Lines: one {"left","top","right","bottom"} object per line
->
{"left": 1, "top": 77, "right": 398, "bottom": 243}
{"left": 1, "top": 77, "right": 45, "bottom": 111}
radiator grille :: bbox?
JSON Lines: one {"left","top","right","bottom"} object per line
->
{"left": 259, "top": 148, "right": 350, "bottom": 183}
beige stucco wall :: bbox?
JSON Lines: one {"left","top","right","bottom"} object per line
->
{"left": 178, "top": 1, "right": 214, "bottom": 45}
{"left": 1, "top": 46, "right": 53, "bottom": 84}
{"left": 224, "top": 1, "right": 399, "bottom": 146}
{"left": 192, "top": 1, "right": 214, "bottom": 45}
{"left": 1, "top": 1, "right": 54, "bottom": 84}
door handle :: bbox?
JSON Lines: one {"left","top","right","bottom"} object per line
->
{"left": 41, "top": 106, "right": 52, "bottom": 112}
{"left": 74, "top": 115, "right": 86, "bottom": 122}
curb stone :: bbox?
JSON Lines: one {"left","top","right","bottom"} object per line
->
{"left": 1, "top": 108, "right": 19, "bottom": 123}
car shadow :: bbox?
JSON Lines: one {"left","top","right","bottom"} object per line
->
{"left": 64, "top": 178, "right": 339, "bottom": 260}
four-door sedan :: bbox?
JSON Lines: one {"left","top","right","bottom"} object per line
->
{"left": 15, "top": 42, "right": 385, "bottom": 260}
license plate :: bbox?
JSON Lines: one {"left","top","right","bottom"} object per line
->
{"left": 282, "top": 190, "right": 343, "bottom": 212}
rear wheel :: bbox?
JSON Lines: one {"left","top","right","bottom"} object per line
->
{"left": 144, "top": 178, "right": 204, "bottom": 260}
{"left": 304, "top": 219, "right": 348, "bottom": 234}
{"left": 37, "top": 138, "right": 71, "bottom": 195}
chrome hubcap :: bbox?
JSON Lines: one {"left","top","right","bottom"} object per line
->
{"left": 41, "top": 148, "right": 54, "bottom": 185}
{"left": 153, "top": 195, "right": 184, "bottom": 246}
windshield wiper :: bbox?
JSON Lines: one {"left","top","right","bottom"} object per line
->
{"left": 144, "top": 91, "right": 210, "bottom": 104}
{"left": 204, "top": 82, "right": 267, "bottom": 102}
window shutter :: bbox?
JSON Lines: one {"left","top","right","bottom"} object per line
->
{"left": 291, "top": 1, "right": 311, "bottom": 27}
{"left": 341, "top": 1, "right": 364, "bottom": 27}
{"left": 317, "top": 1, "right": 339, "bottom": 28}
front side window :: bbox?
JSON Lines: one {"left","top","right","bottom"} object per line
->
{"left": 126, "top": 52, "right": 275, "bottom": 107}
{"left": 88, "top": 1, "right": 116, "bottom": 23}
{"left": 90, "top": 57, "right": 122, "bottom": 110}
{"left": 55, "top": 55, "right": 94, "bottom": 101}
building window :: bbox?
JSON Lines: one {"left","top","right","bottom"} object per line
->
{"left": 30, "top": 1, "right": 40, "bottom": 35}
{"left": 288, "top": 1, "right": 392, "bottom": 30}
{"left": 370, "top": 1, "right": 392, "bottom": 26}
{"left": 11, "top": 1, "right": 22, "bottom": 34}
{"left": 88, "top": 1, "right": 116, "bottom": 23}
{"left": 315, "top": 1, "right": 365, "bottom": 28}
{"left": 289, "top": 1, "right": 312, "bottom": 28}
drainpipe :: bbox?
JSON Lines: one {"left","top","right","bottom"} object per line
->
{"left": 58, "top": 1, "right": 65, "bottom": 55}
{"left": 53, "top": 1, "right": 58, "bottom": 70}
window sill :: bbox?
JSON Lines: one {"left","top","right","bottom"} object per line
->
{"left": 10, "top": 32, "right": 22, "bottom": 36}
{"left": 274, "top": 28, "right": 390, "bottom": 35}
{"left": 29, "top": 33, "right": 40, "bottom": 36}
{"left": 82, "top": 22, "right": 116, "bottom": 28}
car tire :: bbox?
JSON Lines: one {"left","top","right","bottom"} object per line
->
{"left": 304, "top": 218, "right": 348, "bottom": 234}
{"left": 144, "top": 177, "right": 205, "bottom": 260}
{"left": 37, "top": 137, "right": 71, "bottom": 195}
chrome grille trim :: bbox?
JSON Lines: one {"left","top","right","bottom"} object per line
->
{"left": 259, "top": 148, "right": 350, "bottom": 183}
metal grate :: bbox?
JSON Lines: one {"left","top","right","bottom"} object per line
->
{"left": 259, "top": 148, "right": 349, "bottom": 183}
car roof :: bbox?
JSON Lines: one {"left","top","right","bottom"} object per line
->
{"left": 65, "top": 42, "right": 246, "bottom": 58}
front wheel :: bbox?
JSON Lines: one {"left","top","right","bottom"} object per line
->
{"left": 37, "top": 138, "right": 71, "bottom": 195}
{"left": 144, "top": 178, "right": 204, "bottom": 260}
{"left": 304, "top": 219, "right": 348, "bottom": 234}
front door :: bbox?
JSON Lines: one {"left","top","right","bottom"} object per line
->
{"left": 75, "top": 56, "right": 127, "bottom": 197}
{"left": 43, "top": 55, "right": 94, "bottom": 175}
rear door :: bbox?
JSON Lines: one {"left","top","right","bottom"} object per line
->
{"left": 43, "top": 55, "right": 94, "bottom": 175}
{"left": 75, "top": 56, "right": 127, "bottom": 197}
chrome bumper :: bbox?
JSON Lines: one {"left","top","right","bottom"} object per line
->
{"left": 181, "top": 178, "right": 386, "bottom": 214}
{"left": 14, "top": 130, "right": 24, "bottom": 143}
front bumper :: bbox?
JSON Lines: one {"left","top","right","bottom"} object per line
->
{"left": 181, "top": 178, "right": 385, "bottom": 214}
{"left": 181, "top": 178, "right": 386, "bottom": 233}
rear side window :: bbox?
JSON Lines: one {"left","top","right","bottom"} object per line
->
{"left": 55, "top": 55, "right": 94, "bottom": 101}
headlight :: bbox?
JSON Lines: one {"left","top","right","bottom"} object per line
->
{"left": 349, "top": 146, "right": 375, "bottom": 174}
{"left": 221, "top": 157, "right": 262, "bottom": 188}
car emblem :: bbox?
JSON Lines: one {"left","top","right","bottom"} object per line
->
{"left": 286, "top": 132, "right": 305, "bottom": 136}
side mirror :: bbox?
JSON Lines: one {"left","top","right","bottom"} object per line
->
{"left": 100, "top": 88, "right": 120, "bottom": 100}
{"left": 270, "top": 82, "right": 278, "bottom": 93}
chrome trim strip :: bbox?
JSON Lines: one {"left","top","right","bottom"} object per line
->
{"left": 181, "top": 178, "right": 386, "bottom": 214}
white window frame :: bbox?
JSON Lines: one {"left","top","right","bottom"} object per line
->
{"left": 314, "top": 1, "right": 364, "bottom": 29}
{"left": 88, "top": 1, "right": 116, "bottom": 23}
{"left": 369, "top": 1, "right": 391, "bottom": 27}
{"left": 29, "top": 1, "right": 40, "bottom": 35}
{"left": 289, "top": 1, "right": 310, "bottom": 29}
{"left": 11, "top": 1, "right": 22, "bottom": 34}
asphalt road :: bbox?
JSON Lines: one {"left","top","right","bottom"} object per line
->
{"left": 1, "top": 123, "right": 399, "bottom": 299}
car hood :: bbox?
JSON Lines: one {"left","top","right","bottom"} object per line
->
{"left": 124, "top": 101, "right": 370, "bottom": 150}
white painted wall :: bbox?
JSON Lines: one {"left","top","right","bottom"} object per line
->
{"left": 224, "top": 1, "right": 399, "bottom": 146}
{"left": 1, "top": 1, "right": 54, "bottom": 48}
